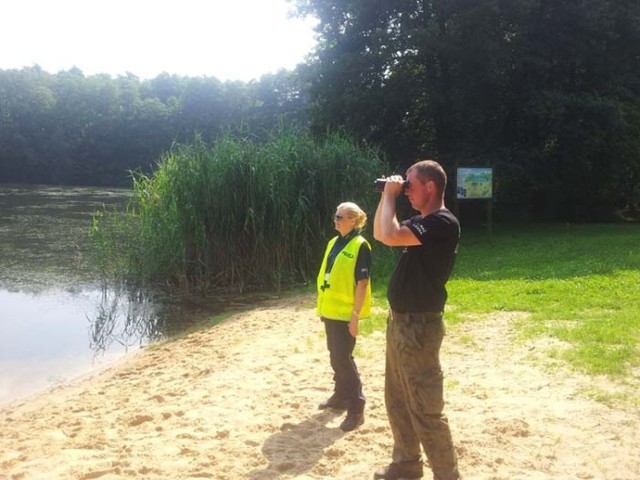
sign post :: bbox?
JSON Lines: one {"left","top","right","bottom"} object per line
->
{"left": 456, "top": 167, "right": 493, "bottom": 234}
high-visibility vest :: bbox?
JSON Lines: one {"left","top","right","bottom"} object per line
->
{"left": 316, "top": 235, "right": 372, "bottom": 321}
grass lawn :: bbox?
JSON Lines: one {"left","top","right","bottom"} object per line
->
{"left": 366, "top": 223, "right": 640, "bottom": 381}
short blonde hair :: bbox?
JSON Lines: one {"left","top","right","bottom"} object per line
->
{"left": 337, "top": 201, "right": 367, "bottom": 229}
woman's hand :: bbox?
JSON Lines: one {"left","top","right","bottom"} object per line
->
{"left": 349, "top": 314, "right": 359, "bottom": 337}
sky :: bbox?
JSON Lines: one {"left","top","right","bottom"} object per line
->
{"left": 1, "top": 0, "right": 318, "bottom": 82}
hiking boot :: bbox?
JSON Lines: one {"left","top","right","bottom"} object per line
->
{"left": 339, "top": 411, "right": 364, "bottom": 431}
{"left": 318, "top": 394, "right": 349, "bottom": 411}
{"left": 373, "top": 460, "right": 423, "bottom": 480}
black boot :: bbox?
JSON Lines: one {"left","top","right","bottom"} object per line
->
{"left": 373, "top": 461, "right": 423, "bottom": 479}
{"left": 339, "top": 409, "right": 364, "bottom": 431}
{"left": 318, "top": 393, "right": 349, "bottom": 411}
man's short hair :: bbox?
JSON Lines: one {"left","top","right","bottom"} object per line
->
{"left": 407, "top": 160, "right": 447, "bottom": 194}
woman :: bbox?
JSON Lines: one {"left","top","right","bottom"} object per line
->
{"left": 316, "top": 201, "right": 372, "bottom": 432}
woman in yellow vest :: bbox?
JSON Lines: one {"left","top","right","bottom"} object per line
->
{"left": 317, "top": 201, "right": 372, "bottom": 432}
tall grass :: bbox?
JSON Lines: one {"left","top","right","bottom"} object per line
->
{"left": 90, "top": 130, "right": 385, "bottom": 293}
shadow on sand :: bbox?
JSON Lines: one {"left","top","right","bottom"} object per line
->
{"left": 249, "top": 410, "right": 345, "bottom": 479}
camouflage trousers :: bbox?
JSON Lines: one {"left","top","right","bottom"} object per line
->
{"left": 385, "top": 310, "right": 460, "bottom": 480}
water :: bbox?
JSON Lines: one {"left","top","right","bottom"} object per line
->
{"left": 0, "top": 185, "right": 210, "bottom": 405}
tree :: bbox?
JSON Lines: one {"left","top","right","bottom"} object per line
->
{"left": 0, "top": 67, "right": 314, "bottom": 187}
{"left": 293, "top": 0, "right": 640, "bottom": 221}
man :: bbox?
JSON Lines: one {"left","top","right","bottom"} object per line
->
{"left": 373, "top": 160, "right": 461, "bottom": 480}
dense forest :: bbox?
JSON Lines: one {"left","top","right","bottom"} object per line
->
{"left": 2, "top": 0, "right": 640, "bottom": 222}
{"left": 0, "top": 67, "right": 307, "bottom": 186}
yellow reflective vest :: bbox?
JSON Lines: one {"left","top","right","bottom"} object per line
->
{"left": 316, "top": 235, "right": 372, "bottom": 321}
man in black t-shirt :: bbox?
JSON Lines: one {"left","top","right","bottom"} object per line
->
{"left": 373, "top": 160, "right": 461, "bottom": 480}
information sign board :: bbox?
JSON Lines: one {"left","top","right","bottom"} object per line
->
{"left": 456, "top": 168, "right": 493, "bottom": 199}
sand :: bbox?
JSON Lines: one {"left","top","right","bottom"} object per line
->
{"left": 1, "top": 293, "right": 638, "bottom": 480}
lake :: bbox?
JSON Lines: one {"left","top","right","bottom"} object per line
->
{"left": 0, "top": 185, "right": 215, "bottom": 405}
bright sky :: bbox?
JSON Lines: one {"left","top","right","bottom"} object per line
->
{"left": 1, "top": 0, "right": 318, "bottom": 82}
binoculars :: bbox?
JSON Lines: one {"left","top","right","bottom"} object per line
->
{"left": 374, "top": 178, "right": 409, "bottom": 192}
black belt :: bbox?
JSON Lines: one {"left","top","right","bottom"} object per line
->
{"left": 391, "top": 310, "right": 443, "bottom": 322}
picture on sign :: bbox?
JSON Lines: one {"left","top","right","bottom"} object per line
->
{"left": 457, "top": 167, "right": 493, "bottom": 199}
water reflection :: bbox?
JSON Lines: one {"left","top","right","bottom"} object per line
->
{"left": 87, "top": 283, "right": 210, "bottom": 354}
{"left": 0, "top": 184, "right": 131, "bottom": 292}
{"left": 0, "top": 185, "right": 217, "bottom": 405}
{"left": 0, "top": 287, "right": 135, "bottom": 405}
{"left": 90, "top": 284, "right": 164, "bottom": 353}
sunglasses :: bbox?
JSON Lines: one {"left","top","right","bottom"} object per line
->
{"left": 334, "top": 214, "right": 344, "bottom": 220}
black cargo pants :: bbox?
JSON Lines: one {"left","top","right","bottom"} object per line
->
{"left": 323, "top": 318, "right": 366, "bottom": 413}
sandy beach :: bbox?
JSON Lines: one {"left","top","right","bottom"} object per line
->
{"left": 1, "top": 293, "right": 638, "bottom": 480}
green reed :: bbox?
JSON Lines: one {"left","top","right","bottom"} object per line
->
{"left": 90, "top": 130, "right": 385, "bottom": 293}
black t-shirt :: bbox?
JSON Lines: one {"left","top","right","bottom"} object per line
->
{"left": 387, "top": 208, "right": 460, "bottom": 313}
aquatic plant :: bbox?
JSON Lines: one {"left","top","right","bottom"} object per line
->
{"left": 90, "top": 129, "right": 385, "bottom": 293}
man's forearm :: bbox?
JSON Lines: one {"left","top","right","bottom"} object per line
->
{"left": 379, "top": 194, "right": 400, "bottom": 243}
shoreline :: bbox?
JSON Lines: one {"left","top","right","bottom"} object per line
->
{"left": 1, "top": 294, "right": 639, "bottom": 479}
{"left": 0, "top": 346, "right": 141, "bottom": 408}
